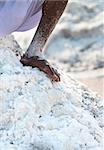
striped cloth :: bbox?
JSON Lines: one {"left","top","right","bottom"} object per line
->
{"left": 0, "top": 0, "right": 45, "bottom": 36}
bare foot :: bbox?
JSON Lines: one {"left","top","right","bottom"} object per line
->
{"left": 20, "top": 55, "right": 60, "bottom": 82}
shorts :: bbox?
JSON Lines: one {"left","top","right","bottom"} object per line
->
{"left": 0, "top": 0, "right": 45, "bottom": 36}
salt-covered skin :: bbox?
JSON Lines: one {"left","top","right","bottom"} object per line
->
{"left": 0, "top": 46, "right": 103, "bottom": 150}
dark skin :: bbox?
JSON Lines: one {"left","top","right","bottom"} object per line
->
{"left": 20, "top": 0, "right": 68, "bottom": 82}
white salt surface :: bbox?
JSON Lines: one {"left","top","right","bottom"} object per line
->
{"left": 0, "top": 48, "right": 104, "bottom": 150}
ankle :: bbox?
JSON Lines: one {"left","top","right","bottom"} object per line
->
{"left": 25, "top": 50, "right": 44, "bottom": 58}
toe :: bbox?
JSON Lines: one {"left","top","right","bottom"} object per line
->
{"left": 52, "top": 74, "right": 60, "bottom": 82}
{"left": 43, "top": 65, "right": 60, "bottom": 82}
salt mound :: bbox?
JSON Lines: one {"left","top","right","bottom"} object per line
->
{"left": 0, "top": 48, "right": 103, "bottom": 150}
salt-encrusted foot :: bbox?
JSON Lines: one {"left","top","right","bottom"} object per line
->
{"left": 20, "top": 55, "right": 60, "bottom": 82}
